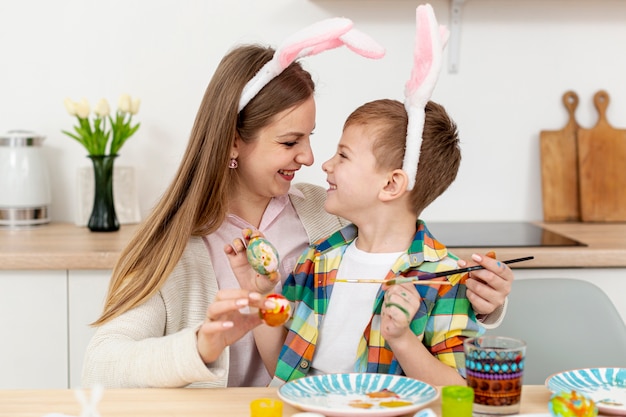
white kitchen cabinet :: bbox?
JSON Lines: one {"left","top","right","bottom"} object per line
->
{"left": 1, "top": 266, "right": 624, "bottom": 390}
{"left": 0, "top": 270, "right": 68, "bottom": 389}
{"left": 68, "top": 270, "right": 111, "bottom": 388}
{"left": 0, "top": 269, "right": 111, "bottom": 389}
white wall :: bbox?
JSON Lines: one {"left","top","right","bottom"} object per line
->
{"left": 2, "top": 0, "right": 626, "bottom": 223}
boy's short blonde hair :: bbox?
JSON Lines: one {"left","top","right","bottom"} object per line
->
{"left": 343, "top": 99, "right": 460, "bottom": 215}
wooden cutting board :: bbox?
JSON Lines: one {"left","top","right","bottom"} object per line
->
{"left": 540, "top": 91, "right": 580, "bottom": 222}
{"left": 577, "top": 90, "right": 626, "bottom": 222}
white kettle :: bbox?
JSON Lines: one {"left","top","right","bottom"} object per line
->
{"left": 0, "top": 130, "right": 51, "bottom": 227}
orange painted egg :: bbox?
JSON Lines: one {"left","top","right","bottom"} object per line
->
{"left": 260, "top": 293, "right": 291, "bottom": 327}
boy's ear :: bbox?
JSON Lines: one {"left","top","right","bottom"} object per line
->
{"left": 379, "top": 169, "right": 410, "bottom": 202}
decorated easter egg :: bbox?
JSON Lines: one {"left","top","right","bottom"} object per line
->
{"left": 549, "top": 391, "right": 598, "bottom": 417}
{"left": 260, "top": 293, "right": 291, "bottom": 327}
{"left": 246, "top": 236, "right": 280, "bottom": 281}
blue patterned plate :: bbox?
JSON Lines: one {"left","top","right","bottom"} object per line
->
{"left": 277, "top": 373, "right": 438, "bottom": 417}
{"left": 545, "top": 368, "right": 626, "bottom": 415}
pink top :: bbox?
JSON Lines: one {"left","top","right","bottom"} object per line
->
{"left": 202, "top": 187, "right": 310, "bottom": 386}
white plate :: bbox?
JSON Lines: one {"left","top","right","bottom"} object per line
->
{"left": 277, "top": 373, "right": 438, "bottom": 417}
{"left": 545, "top": 368, "right": 626, "bottom": 415}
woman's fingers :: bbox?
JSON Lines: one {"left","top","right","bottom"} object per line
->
{"left": 198, "top": 289, "right": 280, "bottom": 363}
{"left": 460, "top": 253, "right": 512, "bottom": 315}
{"left": 206, "top": 290, "right": 278, "bottom": 322}
{"left": 466, "top": 285, "right": 498, "bottom": 315}
{"left": 233, "top": 237, "right": 247, "bottom": 253}
{"left": 206, "top": 295, "right": 250, "bottom": 320}
{"left": 197, "top": 314, "right": 260, "bottom": 364}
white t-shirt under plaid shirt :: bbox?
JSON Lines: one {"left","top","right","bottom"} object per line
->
{"left": 310, "top": 239, "right": 402, "bottom": 375}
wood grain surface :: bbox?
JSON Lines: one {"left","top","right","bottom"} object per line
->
{"left": 4, "top": 222, "right": 626, "bottom": 270}
{"left": 0, "top": 386, "right": 554, "bottom": 417}
{"left": 540, "top": 90, "right": 580, "bottom": 222}
{"left": 0, "top": 222, "right": 138, "bottom": 269}
{"left": 577, "top": 90, "right": 626, "bottom": 221}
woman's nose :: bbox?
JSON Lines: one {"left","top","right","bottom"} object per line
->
{"left": 296, "top": 144, "right": 314, "bottom": 166}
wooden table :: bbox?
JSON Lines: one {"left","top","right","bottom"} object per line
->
{"left": 0, "top": 386, "right": 554, "bottom": 416}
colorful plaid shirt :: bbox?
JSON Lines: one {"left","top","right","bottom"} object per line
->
{"left": 270, "top": 220, "right": 483, "bottom": 386}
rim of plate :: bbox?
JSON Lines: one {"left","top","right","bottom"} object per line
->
{"left": 545, "top": 367, "right": 626, "bottom": 389}
{"left": 545, "top": 368, "right": 626, "bottom": 416}
{"left": 277, "top": 373, "right": 439, "bottom": 417}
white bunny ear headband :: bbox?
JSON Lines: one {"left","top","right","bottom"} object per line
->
{"left": 238, "top": 17, "right": 386, "bottom": 112}
{"left": 402, "top": 4, "right": 450, "bottom": 191}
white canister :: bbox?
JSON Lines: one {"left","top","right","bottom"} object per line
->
{"left": 0, "top": 130, "right": 51, "bottom": 226}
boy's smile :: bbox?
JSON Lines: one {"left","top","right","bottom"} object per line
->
{"left": 322, "top": 124, "right": 388, "bottom": 221}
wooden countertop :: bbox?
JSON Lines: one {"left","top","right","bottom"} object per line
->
{"left": 450, "top": 222, "right": 626, "bottom": 269}
{"left": 0, "top": 222, "right": 139, "bottom": 270}
{"left": 1, "top": 222, "right": 626, "bottom": 270}
{"left": 0, "top": 385, "right": 553, "bottom": 417}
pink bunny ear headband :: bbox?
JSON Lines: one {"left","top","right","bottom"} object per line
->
{"left": 402, "top": 3, "right": 450, "bottom": 191}
{"left": 238, "top": 18, "right": 386, "bottom": 112}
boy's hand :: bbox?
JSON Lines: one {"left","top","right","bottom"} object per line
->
{"left": 224, "top": 229, "right": 279, "bottom": 295}
{"left": 380, "top": 283, "right": 422, "bottom": 341}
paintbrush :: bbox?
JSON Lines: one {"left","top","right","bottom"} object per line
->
{"left": 334, "top": 256, "right": 534, "bottom": 285}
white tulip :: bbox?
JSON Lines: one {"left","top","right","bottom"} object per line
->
{"left": 63, "top": 97, "right": 77, "bottom": 116}
{"left": 94, "top": 98, "right": 111, "bottom": 117}
{"left": 75, "top": 98, "right": 91, "bottom": 119}
{"left": 130, "top": 97, "right": 141, "bottom": 115}
{"left": 118, "top": 94, "right": 131, "bottom": 113}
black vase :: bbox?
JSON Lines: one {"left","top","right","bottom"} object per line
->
{"left": 87, "top": 155, "right": 120, "bottom": 232}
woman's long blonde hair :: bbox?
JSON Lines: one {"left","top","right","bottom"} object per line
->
{"left": 93, "top": 45, "right": 315, "bottom": 325}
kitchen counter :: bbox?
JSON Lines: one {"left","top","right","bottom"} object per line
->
{"left": 1, "top": 222, "right": 626, "bottom": 270}
{"left": 450, "top": 222, "right": 626, "bottom": 269}
{"left": 0, "top": 222, "right": 138, "bottom": 270}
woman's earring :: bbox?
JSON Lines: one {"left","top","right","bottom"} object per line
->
{"left": 229, "top": 158, "right": 238, "bottom": 169}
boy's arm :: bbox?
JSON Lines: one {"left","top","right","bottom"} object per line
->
{"left": 253, "top": 258, "right": 313, "bottom": 377}
{"left": 421, "top": 280, "right": 483, "bottom": 378}
{"left": 382, "top": 283, "right": 466, "bottom": 386}
{"left": 386, "top": 329, "right": 466, "bottom": 385}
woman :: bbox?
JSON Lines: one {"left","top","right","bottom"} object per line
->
{"left": 82, "top": 44, "right": 512, "bottom": 389}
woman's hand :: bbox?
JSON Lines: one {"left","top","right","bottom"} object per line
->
{"left": 460, "top": 253, "right": 513, "bottom": 315}
{"left": 380, "top": 282, "right": 422, "bottom": 341}
{"left": 196, "top": 289, "right": 277, "bottom": 364}
{"left": 224, "top": 229, "right": 279, "bottom": 295}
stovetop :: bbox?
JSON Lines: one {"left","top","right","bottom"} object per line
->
{"left": 426, "top": 221, "right": 585, "bottom": 248}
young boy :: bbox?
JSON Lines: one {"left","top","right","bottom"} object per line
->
{"left": 266, "top": 98, "right": 482, "bottom": 386}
